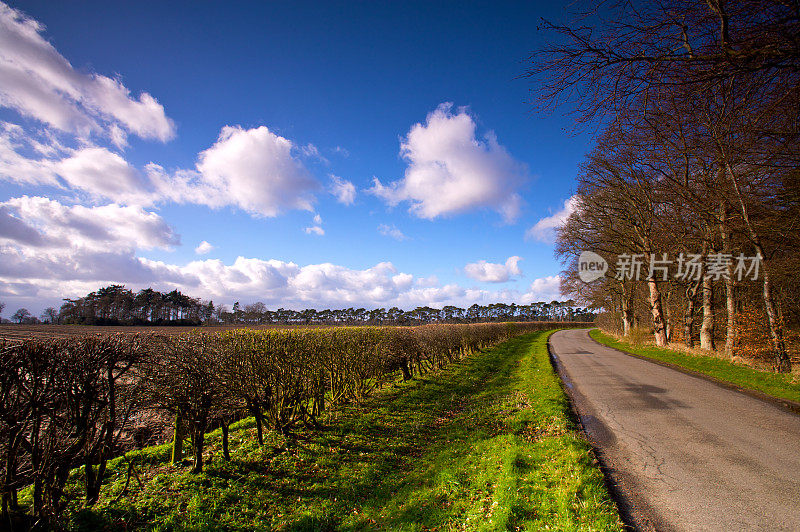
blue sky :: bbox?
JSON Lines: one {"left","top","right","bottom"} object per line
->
{"left": 0, "top": 0, "right": 587, "bottom": 315}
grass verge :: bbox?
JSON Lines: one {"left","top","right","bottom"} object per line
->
{"left": 589, "top": 329, "right": 800, "bottom": 404}
{"left": 50, "top": 330, "right": 621, "bottom": 531}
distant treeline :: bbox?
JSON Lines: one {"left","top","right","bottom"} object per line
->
{"left": 52, "top": 284, "right": 596, "bottom": 326}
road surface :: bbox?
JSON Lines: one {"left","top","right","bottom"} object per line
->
{"left": 549, "top": 328, "right": 800, "bottom": 531}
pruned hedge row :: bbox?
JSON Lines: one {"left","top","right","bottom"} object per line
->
{"left": 0, "top": 321, "right": 590, "bottom": 526}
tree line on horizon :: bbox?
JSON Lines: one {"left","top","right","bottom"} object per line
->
{"left": 0, "top": 284, "right": 595, "bottom": 326}
{"left": 528, "top": 0, "right": 799, "bottom": 370}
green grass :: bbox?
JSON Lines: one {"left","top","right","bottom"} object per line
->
{"left": 589, "top": 329, "right": 800, "bottom": 404}
{"left": 47, "top": 331, "right": 621, "bottom": 531}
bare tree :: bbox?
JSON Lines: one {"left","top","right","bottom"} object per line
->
{"left": 40, "top": 307, "right": 58, "bottom": 324}
{"left": 10, "top": 309, "right": 30, "bottom": 324}
{"left": 531, "top": 0, "right": 799, "bottom": 370}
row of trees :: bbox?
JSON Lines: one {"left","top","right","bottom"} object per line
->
{"left": 58, "top": 286, "right": 209, "bottom": 325}
{"left": 0, "top": 307, "right": 58, "bottom": 325}
{"left": 47, "top": 286, "right": 595, "bottom": 326}
{"left": 530, "top": 0, "right": 800, "bottom": 370}
{"left": 0, "top": 321, "right": 587, "bottom": 527}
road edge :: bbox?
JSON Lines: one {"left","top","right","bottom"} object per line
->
{"left": 586, "top": 329, "right": 800, "bottom": 417}
{"left": 546, "top": 332, "right": 638, "bottom": 532}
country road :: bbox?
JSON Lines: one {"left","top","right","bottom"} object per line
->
{"left": 549, "top": 329, "right": 800, "bottom": 531}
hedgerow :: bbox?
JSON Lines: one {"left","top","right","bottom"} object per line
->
{"left": 0, "top": 321, "right": 588, "bottom": 527}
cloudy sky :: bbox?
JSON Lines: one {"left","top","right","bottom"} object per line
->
{"left": 0, "top": 0, "right": 585, "bottom": 315}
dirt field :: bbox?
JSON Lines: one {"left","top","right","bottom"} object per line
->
{"left": 0, "top": 323, "right": 305, "bottom": 342}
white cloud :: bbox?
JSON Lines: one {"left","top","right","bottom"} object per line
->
{"left": 0, "top": 226, "right": 568, "bottom": 311}
{"left": 195, "top": 126, "right": 318, "bottom": 216}
{"left": 0, "top": 124, "right": 59, "bottom": 185}
{"left": 149, "top": 125, "right": 319, "bottom": 217}
{"left": 369, "top": 103, "right": 526, "bottom": 222}
{"left": 0, "top": 196, "right": 178, "bottom": 252}
{"left": 519, "top": 275, "right": 562, "bottom": 303}
{"left": 305, "top": 213, "right": 324, "bottom": 235}
{"left": 0, "top": 2, "right": 175, "bottom": 142}
{"left": 0, "top": 199, "right": 565, "bottom": 311}
{"left": 464, "top": 256, "right": 523, "bottom": 283}
{"left": 1, "top": 121, "right": 323, "bottom": 219}
{"left": 0, "top": 125, "right": 150, "bottom": 203}
{"left": 0, "top": 196, "right": 186, "bottom": 292}
{"left": 195, "top": 240, "right": 214, "bottom": 255}
{"left": 55, "top": 146, "right": 149, "bottom": 202}
{"left": 304, "top": 226, "right": 324, "bottom": 236}
{"left": 416, "top": 275, "right": 438, "bottom": 287}
{"left": 377, "top": 223, "right": 408, "bottom": 241}
{"left": 329, "top": 174, "right": 356, "bottom": 205}
{"left": 525, "top": 195, "right": 580, "bottom": 243}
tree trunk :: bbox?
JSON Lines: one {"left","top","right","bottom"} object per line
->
{"left": 2, "top": 428, "right": 21, "bottom": 521}
{"left": 191, "top": 395, "right": 211, "bottom": 473}
{"left": 699, "top": 237, "right": 716, "bottom": 350}
{"left": 192, "top": 427, "right": 205, "bottom": 473}
{"left": 761, "top": 265, "right": 790, "bottom": 372}
{"left": 723, "top": 161, "right": 789, "bottom": 370}
{"left": 648, "top": 278, "right": 668, "bottom": 346}
{"left": 684, "top": 279, "right": 701, "bottom": 347}
{"left": 621, "top": 282, "right": 635, "bottom": 337}
{"left": 247, "top": 397, "right": 264, "bottom": 446}
{"left": 720, "top": 202, "right": 736, "bottom": 357}
{"left": 171, "top": 410, "right": 184, "bottom": 464}
{"left": 86, "top": 364, "right": 116, "bottom": 506}
{"left": 723, "top": 275, "right": 735, "bottom": 356}
{"left": 700, "top": 274, "right": 715, "bottom": 350}
{"left": 664, "top": 292, "right": 673, "bottom": 343}
{"left": 84, "top": 458, "right": 97, "bottom": 506}
{"left": 399, "top": 358, "right": 412, "bottom": 381}
{"left": 221, "top": 421, "right": 230, "bottom": 461}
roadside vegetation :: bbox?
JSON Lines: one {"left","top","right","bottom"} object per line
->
{"left": 590, "top": 329, "right": 800, "bottom": 404}
{"left": 31, "top": 330, "right": 621, "bottom": 531}
{"left": 3, "top": 322, "right": 611, "bottom": 529}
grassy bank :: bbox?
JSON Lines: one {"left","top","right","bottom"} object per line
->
{"left": 589, "top": 329, "right": 800, "bottom": 404}
{"left": 41, "top": 330, "right": 621, "bottom": 531}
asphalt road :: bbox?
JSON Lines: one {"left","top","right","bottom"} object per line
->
{"left": 549, "top": 329, "right": 800, "bottom": 531}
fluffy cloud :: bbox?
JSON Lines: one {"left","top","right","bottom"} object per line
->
{"left": 0, "top": 124, "right": 59, "bottom": 186}
{"left": 148, "top": 125, "right": 319, "bottom": 217}
{"left": 194, "top": 126, "right": 318, "bottom": 216}
{"left": 0, "top": 2, "right": 175, "bottom": 144}
{"left": 519, "top": 275, "right": 562, "bottom": 303}
{"left": 304, "top": 226, "right": 324, "bottom": 236}
{"left": 303, "top": 213, "right": 324, "bottom": 235}
{"left": 195, "top": 240, "right": 214, "bottom": 255}
{"left": 1, "top": 121, "right": 322, "bottom": 217}
{"left": 0, "top": 196, "right": 186, "bottom": 293}
{"left": 0, "top": 215, "right": 568, "bottom": 311}
{"left": 0, "top": 125, "right": 150, "bottom": 204}
{"left": 525, "top": 196, "right": 580, "bottom": 243}
{"left": 1, "top": 5, "right": 322, "bottom": 219}
{"left": 369, "top": 103, "right": 526, "bottom": 222}
{"left": 55, "top": 147, "right": 149, "bottom": 202}
{"left": 0, "top": 6, "right": 319, "bottom": 221}
{"left": 377, "top": 223, "right": 407, "bottom": 241}
{"left": 329, "top": 174, "right": 356, "bottom": 205}
{"left": 464, "top": 256, "right": 522, "bottom": 283}
{"left": 0, "top": 196, "right": 178, "bottom": 252}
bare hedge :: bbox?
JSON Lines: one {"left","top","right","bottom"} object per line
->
{"left": 0, "top": 321, "right": 589, "bottom": 526}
